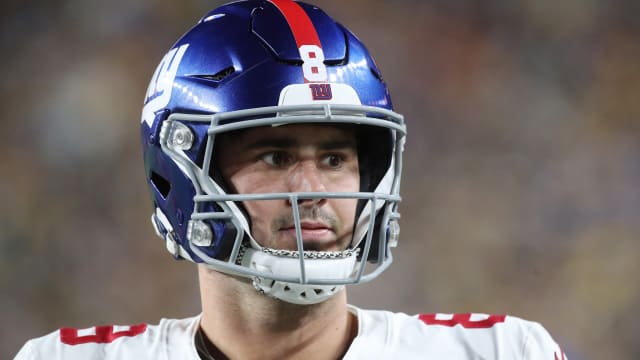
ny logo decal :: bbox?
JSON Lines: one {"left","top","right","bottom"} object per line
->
{"left": 309, "top": 83, "right": 332, "bottom": 100}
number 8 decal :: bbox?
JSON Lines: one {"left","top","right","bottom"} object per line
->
{"left": 418, "top": 313, "right": 506, "bottom": 329}
{"left": 299, "top": 44, "right": 327, "bottom": 82}
{"left": 60, "top": 324, "right": 147, "bottom": 345}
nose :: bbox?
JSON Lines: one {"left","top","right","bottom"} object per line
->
{"left": 286, "top": 160, "right": 327, "bottom": 207}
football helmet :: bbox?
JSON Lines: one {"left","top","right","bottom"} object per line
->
{"left": 141, "top": 0, "right": 405, "bottom": 305}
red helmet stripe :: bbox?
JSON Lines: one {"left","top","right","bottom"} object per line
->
{"left": 268, "top": 0, "right": 321, "bottom": 48}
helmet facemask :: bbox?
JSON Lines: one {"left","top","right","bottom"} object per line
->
{"left": 156, "top": 104, "right": 405, "bottom": 304}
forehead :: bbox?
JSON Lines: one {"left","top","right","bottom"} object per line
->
{"left": 221, "top": 124, "right": 357, "bottom": 147}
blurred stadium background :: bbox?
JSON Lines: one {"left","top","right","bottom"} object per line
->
{"left": 2, "top": 0, "right": 639, "bottom": 358}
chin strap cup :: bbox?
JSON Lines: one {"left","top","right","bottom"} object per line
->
{"left": 239, "top": 247, "right": 358, "bottom": 305}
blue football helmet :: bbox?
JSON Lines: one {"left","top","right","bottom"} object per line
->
{"left": 141, "top": 0, "right": 405, "bottom": 304}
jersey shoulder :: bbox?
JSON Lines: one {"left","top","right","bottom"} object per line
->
{"left": 347, "top": 307, "right": 566, "bottom": 360}
{"left": 415, "top": 312, "right": 566, "bottom": 359}
{"left": 14, "top": 316, "right": 200, "bottom": 360}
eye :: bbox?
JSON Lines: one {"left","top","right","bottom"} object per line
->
{"left": 321, "top": 154, "right": 344, "bottom": 168}
{"left": 261, "top": 151, "right": 293, "bottom": 167}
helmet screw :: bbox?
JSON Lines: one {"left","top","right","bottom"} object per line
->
{"left": 167, "top": 122, "right": 194, "bottom": 150}
{"left": 187, "top": 220, "right": 213, "bottom": 246}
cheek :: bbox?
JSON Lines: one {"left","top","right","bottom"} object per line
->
{"left": 230, "top": 170, "right": 285, "bottom": 194}
{"left": 326, "top": 172, "right": 360, "bottom": 224}
{"left": 242, "top": 200, "right": 277, "bottom": 226}
{"left": 333, "top": 198, "right": 358, "bottom": 224}
{"left": 326, "top": 170, "right": 360, "bottom": 193}
{"left": 240, "top": 200, "right": 282, "bottom": 244}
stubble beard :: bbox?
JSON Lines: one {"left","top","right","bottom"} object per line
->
{"left": 268, "top": 205, "right": 343, "bottom": 251}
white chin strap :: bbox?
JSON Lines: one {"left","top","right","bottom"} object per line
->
{"left": 240, "top": 247, "right": 358, "bottom": 305}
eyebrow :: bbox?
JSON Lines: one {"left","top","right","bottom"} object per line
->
{"left": 244, "top": 137, "right": 357, "bottom": 151}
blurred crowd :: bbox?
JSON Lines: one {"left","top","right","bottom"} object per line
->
{"left": 2, "top": 0, "right": 639, "bottom": 358}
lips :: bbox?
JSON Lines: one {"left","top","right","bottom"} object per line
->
{"left": 280, "top": 221, "right": 334, "bottom": 246}
{"left": 280, "top": 221, "right": 331, "bottom": 231}
{"left": 298, "top": 221, "right": 330, "bottom": 230}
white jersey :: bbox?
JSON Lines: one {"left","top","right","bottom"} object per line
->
{"left": 15, "top": 306, "right": 566, "bottom": 359}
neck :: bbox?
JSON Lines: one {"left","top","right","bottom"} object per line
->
{"left": 197, "top": 265, "right": 358, "bottom": 360}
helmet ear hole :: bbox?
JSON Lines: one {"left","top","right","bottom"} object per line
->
{"left": 150, "top": 171, "right": 171, "bottom": 199}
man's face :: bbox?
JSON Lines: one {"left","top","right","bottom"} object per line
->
{"left": 216, "top": 124, "right": 359, "bottom": 252}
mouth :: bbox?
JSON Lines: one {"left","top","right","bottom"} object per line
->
{"left": 279, "top": 221, "right": 336, "bottom": 249}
